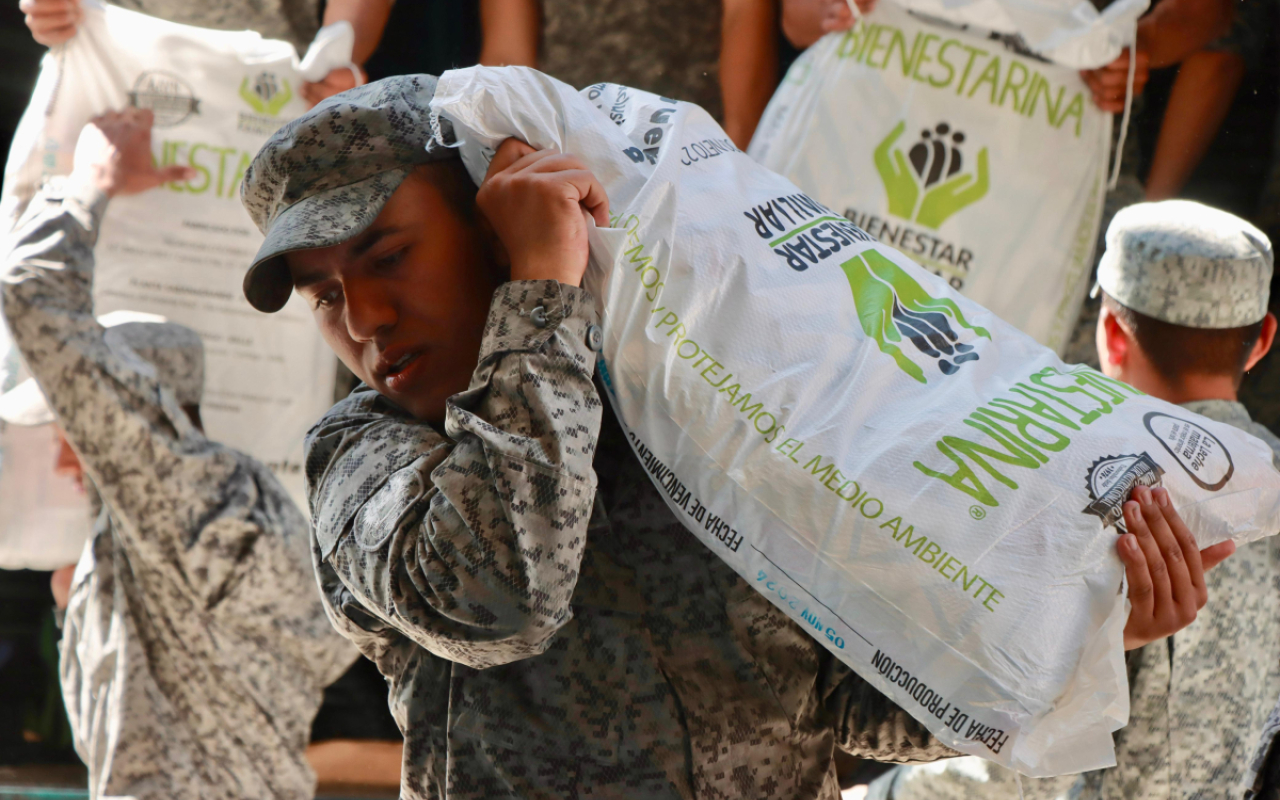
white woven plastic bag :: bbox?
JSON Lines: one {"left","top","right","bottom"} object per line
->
{"left": 0, "top": 0, "right": 342, "bottom": 502}
{"left": 750, "top": 3, "right": 1111, "bottom": 352}
{"left": 430, "top": 66, "right": 1280, "bottom": 777}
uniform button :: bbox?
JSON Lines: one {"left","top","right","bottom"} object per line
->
{"left": 586, "top": 324, "right": 604, "bottom": 352}
{"left": 530, "top": 305, "right": 549, "bottom": 329}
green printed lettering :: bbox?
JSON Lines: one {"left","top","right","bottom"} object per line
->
{"left": 911, "top": 33, "right": 940, "bottom": 83}
{"left": 967, "top": 55, "right": 1000, "bottom": 103}
{"left": 992, "top": 391, "right": 1080, "bottom": 432}
{"left": 973, "top": 403, "right": 1071, "bottom": 452}
{"left": 867, "top": 25, "right": 891, "bottom": 68}
{"left": 730, "top": 391, "right": 764, "bottom": 419}
{"left": 984, "top": 589, "right": 1005, "bottom": 612}
{"left": 1029, "top": 368, "right": 1110, "bottom": 421}
{"left": 941, "top": 432, "right": 1030, "bottom": 489}
{"left": 914, "top": 441, "right": 998, "bottom": 506}
{"left": 938, "top": 556, "right": 960, "bottom": 580}
{"left": 954, "top": 564, "right": 980, "bottom": 593}
{"left": 228, "top": 151, "right": 251, "bottom": 198}
{"left": 997, "top": 61, "right": 1029, "bottom": 111}
{"left": 1014, "top": 381, "right": 1100, "bottom": 426}
{"left": 880, "top": 516, "right": 904, "bottom": 537}
{"left": 625, "top": 242, "right": 653, "bottom": 270}
{"left": 919, "top": 541, "right": 942, "bottom": 564}
{"left": 186, "top": 143, "right": 211, "bottom": 194}
{"left": 1058, "top": 92, "right": 1085, "bottom": 137}
{"left": 824, "top": 468, "right": 848, "bottom": 492}
{"left": 1073, "top": 368, "right": 1144, "bottom": 400}
{"left": 955, "top": 45, "right": 987, "bottom": 96}
{"left": 932, "top": 39, "right": 959, "bottom": 88}
{"left": 903, "top": 530, "right": 929, "bottom": 555}
{"left": 804, "top": 454, "right": 835, "bottom": 483}
{"left": 966, "top": 411, "right": 1045, "bottom": 459}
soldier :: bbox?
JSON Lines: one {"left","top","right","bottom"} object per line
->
{"left": 866, "top": 199, "right": 1280, "bottom": 800}
{"left": 1, "top": 107, "right": 360, "bottom": 799}
{"left": 238, "top": 75, "right": 1232, "bottom": 800}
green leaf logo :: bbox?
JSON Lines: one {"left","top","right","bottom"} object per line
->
{"left": 874, "top": 121, "right": 989, "bottom": 229}
{"left": 841, "top": 248, "right": 990, "bottom": 383}
{"left": 239, "top": 72, "right": 293, "bottom": 117}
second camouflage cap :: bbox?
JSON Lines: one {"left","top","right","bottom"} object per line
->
{"left": 239, "top": 74, "right": 456, "bottom": 313}
{"left": 1095, "top": 199, "right": 1274, "bottom": 329}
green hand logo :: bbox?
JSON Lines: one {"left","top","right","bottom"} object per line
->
{"left": 239, "top": 73, "right": 293, "bottom": 116}
{"left": 874, "top": 121, "right": 989, "bottom": 229}
{"left": 841, "top": 248, "right": 991, "bottom": 383}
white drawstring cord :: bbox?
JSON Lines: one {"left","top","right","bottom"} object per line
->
{"left": 844, "top": 0, "right": 865, "bottom": 32}
{"left": 1014, "top": 771, "right": 1026, "bottom": 800}
{"left": 1107, "top": 32, "right": 1138, "bottom": 190}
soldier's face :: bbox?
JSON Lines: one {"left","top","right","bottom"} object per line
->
{"left": 286, "top": 166, "right": 500, "bottom": 424}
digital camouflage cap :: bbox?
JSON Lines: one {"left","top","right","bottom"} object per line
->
{"left": 239, "top": 74, "right": 457, "bottom": 313}
{"left": 1093, "top": 200, "right": 1274, "bottom": 329}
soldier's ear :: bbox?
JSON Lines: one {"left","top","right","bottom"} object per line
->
{"left": 1245, "top": 313, "right": 1277, "bottom": 373}
{"left": 1097, "top": 305, "right": 1131, "bottom": 368}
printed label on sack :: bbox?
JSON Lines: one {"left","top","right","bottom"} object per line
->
{"left": 1144, "top": 412, "right": 1235, "bottom": 491}
{"left": 1082, "top": 454, "right": 1165, "bottom": 531}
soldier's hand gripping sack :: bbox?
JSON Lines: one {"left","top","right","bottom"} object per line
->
{"left": 429, "top": 66, "right": 1280, "bottom": 778}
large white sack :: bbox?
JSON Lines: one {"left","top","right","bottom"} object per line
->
{"left": 0, "top": 334, "right": 92, "bottom": 571}
{"left": 0, "top": 421, "right": 93, "bottom": 571}
{"left": 885, "top": 0, "right": 1147, "bottom": 68}
{"left": 750, "top": 3, "right": 1110, "bottom": 353}
{"left": 430, "top": 66, "right": 1280, "bottom": 777}
{"left": 0, "top": 0, "right": 339, "bottom": 503}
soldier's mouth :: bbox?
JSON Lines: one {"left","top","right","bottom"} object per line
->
{"left": 381, "top": 350, "right": 427, "bottom": 393}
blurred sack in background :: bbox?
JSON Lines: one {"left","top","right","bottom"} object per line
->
{"left": 0, "top": 0, "right": 345, "bottom": 503}
{"left": 751, "top": 2, "right": 1119, "bottom": 352}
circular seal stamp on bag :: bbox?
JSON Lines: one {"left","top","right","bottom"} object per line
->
{"left": 127, "top": 71, "right": 200, "bottom": 127}
{"left": 1143, "top": 411, "right": 1234, "bottom": 491}
{"left": 1082, "top": 454, "right": 1165, "bottom": 532}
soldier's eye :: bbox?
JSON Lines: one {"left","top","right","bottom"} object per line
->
{"left": 314, "top": 288, "right": 342, "bottom": 309}
{"left": 373, "top": 248, "right": 406, "bottom": 271}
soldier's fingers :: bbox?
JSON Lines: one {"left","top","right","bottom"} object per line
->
{"left": 20, "top": 0, "right": 77, "bottom": 16}
{"left": 1126, "top": 494, "right": 1174, "bottom": 614}
{"left": 1200, "top": 539, "right": 1235, "bottom": 572}
{"left": 1153, "top": 487, "right": 1207, "bottom": 608}
{"left": 1136, "top": 485, "right": 1195, "bottom": 618}
{"left": 155, "top": 165, "right": 197, "bottom": 185}
{"left": 1118, "top": 531, "right": 1154, "bottom": 623}
{"left": 483, "top": 138, "right": 542, "bottom": 182}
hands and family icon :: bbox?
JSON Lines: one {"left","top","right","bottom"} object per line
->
{"left": 875, "top": 120, "right": 990, "bottom": 229}
{"left": 841, "top": 248, "right": 990, "bottom": 383}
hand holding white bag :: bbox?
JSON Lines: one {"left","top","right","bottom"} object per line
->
{"left": 0, "top": 1, "right": 341, "bottom": 503}
{"left": 430, "top": 65, "right": 1280, "bottom": 777}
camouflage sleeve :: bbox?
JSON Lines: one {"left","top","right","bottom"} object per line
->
{"left": 306, "top": 280, "right": 602, "bottom": 670}
{"left": 820, "top": 659, "right": 960, "bottom": 763}
{"left": 1, "top": 179, "right": 245, "bottom": 596}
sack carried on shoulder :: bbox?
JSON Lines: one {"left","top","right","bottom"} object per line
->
{"left": 431, "top": 66, "right": 1280, "bottom": 777}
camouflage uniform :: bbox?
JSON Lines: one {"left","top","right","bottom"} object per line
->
{"left": 241, "top": 75, "right": 955, "bottom": 800}
{"left": 2, "top": 176, "right": 357, "bottom": 799}
{"left": 869, "top": 201, "right": 1280, "bottom": 800}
